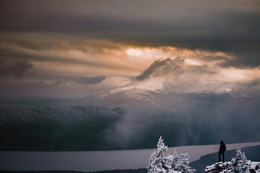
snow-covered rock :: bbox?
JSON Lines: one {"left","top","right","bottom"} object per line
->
{"left": 251, "top": 162, "right": 260, "bottom": 173}
{"left": 205, "top": 162, "right": 233, "bottom": 173}
{"left": 205, "top": 148, "right": 260, "bottom": 173}
{"left": 205, "top": 161, "right": 260, "bottom": 173}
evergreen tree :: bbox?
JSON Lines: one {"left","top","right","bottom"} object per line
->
{"left": 231, "top": 148, "right": 249, "bottom": 173}
{"left": 148, "top": 137, "right": 195, "bottom": 173}
{"left": 147, "top": 136, "right": 168, "bottom": 173}
{"left": 170, "top": 151, "right": 195, "bottom": 173}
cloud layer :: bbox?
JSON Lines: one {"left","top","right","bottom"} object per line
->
{"left": 1, "top": 0, "right": 259, "bottom": 63}
{"left": 0, "top": 0, "right": 260, "bottom": 98}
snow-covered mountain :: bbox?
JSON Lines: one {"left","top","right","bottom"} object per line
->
{"left": 0, "top": 57, "right": 260, "bottom": 151}
{"left": 136, "top": 57, "right": 186, "bottom": 80}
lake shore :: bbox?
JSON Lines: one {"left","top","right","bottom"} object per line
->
{"left": 1, "top": 145, "right": 260, "bottom": 173}
{"left": 1, "top": 142, "right": 259, "bottom": 172}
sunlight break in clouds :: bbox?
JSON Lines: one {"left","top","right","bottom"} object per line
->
{"left": 125, "top": 47, "right": 170, "bottom": 61}
{"left": 184, "top": 59, "right": 203, "bottom": 66}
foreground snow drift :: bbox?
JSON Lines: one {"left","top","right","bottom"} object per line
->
{"left": 205, "top": 161, "right": 260, "bottom": 173}
{"left": 205, "top": 148, "right": 260, "bottom": 173}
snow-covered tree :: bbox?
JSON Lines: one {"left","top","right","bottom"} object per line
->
{"left": 147, "top": 136, "right": 168, "bottom": 173}
{"left": 231, "top": 148, "right": 249, "bottom": 173}
{"left": 148, "top": 137, "right": 195, "bottom": 173}
{"left": 169, "top": 151, "right": 195, "bottom": 173}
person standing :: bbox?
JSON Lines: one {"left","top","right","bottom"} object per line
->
{"left": 218, "top": 140, "right": 226, "bottom": 162}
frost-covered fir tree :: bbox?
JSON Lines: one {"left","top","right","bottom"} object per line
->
{"left": 231, "top": 148, "right": 249, "bottom": 173}
{"left": 164, "top": 150, "right": 180, "bottom": 171}
{"left": 177, "top": 153, "right": 195, "bottom": 173}
{"left": 148, "top": 137, "right": 195, "bottom": 173}
{"left": 169, "top": 151, "right": 195, "bottom": 173}
{"left": 147, "top": 136, "right": 168, "bottom": 173}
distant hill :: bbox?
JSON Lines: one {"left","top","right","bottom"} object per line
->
{"left": 0, "top": 104, "right": 124, "bottom": 151}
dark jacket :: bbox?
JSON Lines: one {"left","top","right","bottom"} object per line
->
{"left": 219, "top": 143, "right": 226, "bottom": 153}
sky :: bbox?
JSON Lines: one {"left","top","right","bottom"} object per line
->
{"left": 0, "top": 0, "right": 260, "bottom": 98}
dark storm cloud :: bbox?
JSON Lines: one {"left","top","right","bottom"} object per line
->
{"left": 0, "top": 57, "right": 33, "bottom": 77}
{"left": 220, "top": 48, "right": 260, "bottom": 68}
{"left": 0, "top": 75, "right": 107, "bottom": 98}
{"left": 1, "top": 0, "right": 259, "bottom": 67}
{"left": 71, "top": 76, "right": 106, "bottom": 85}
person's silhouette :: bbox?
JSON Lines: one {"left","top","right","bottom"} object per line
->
{"left": 218, "top": 140, "right": 226, "bottom": 162}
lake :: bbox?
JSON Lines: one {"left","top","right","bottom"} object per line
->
{"left": 0, "top": 142, "right": 259, "bottom": 172}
